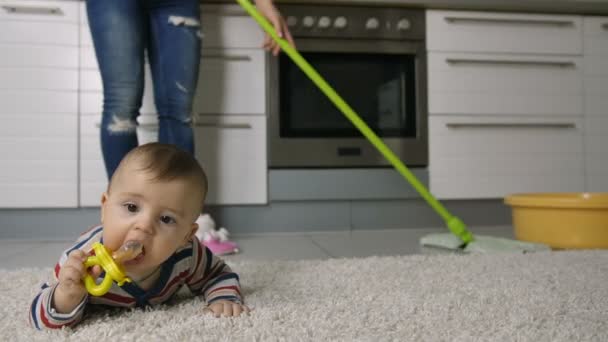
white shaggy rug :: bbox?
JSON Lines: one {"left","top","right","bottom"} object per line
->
{"left": 2, "top": 251, "right": 608, "bottom": 341}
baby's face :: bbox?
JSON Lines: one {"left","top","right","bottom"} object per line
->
{"left": 100, "top": 163, "right": 201, "bottom": 279}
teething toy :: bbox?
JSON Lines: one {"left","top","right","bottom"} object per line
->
{"left": 83, "top": 241, "right": 142, "bottom": 296}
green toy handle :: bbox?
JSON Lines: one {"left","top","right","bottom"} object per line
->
{"left": 236, "top": 0, "right": 473, "bottom": 244}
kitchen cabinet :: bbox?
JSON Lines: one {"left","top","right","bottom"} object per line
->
{"left": 583, "top": 17, "right": 608, "bottom": 192}
{"left": 194, "top": 115, "right": 267, "bottom": 204}
{"left": 0, "top": 0, "right": 78, "bottom": 207}
{"left": 427, "top": 10, "right": 585, "bottom": 199}
{"left": 78, "top": 3, "right": 268, "bottom": 206}
{"left": 194, "top": 4, "right": 267, "bottom": 204}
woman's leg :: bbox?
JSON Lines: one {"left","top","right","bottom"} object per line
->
{"left": 86, "top": 0, "right": 147, "bottom": 179}
{"left": 146, "top": 0, "right": 202, "bottom": 155}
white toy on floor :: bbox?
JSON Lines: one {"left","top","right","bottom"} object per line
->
{"left": 195, "top": 214, "right": 240, "bottom": 255}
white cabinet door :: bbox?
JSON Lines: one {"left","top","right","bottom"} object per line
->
{"left": 429, "top": 115, "right": 585, "bottom": 199}
{"left": 193, "top": 49, "right": 266, "bottom": 115}
{"left": 0, "top": 1, "right": 78, "bottom": 208}
{"left": 428, "top": 52, "right": 583, "bottom": 116}
{"left": 583, "top": 17, "right": 608, "bottom": 192}
{"left": 201, "top": 5, "right": 264, "bottom": 49}
{"left": 194, "top": 115, "right": 267, "bottom": 205}
{"left": 427, "top": 10, "right": 582, "bottom": 55}
{"left": 427, "top": 9, "right": 585, "bottom": 199}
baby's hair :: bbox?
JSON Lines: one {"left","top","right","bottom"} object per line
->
{"left": 109, "top": 143, "right": 208, "bottom": 210}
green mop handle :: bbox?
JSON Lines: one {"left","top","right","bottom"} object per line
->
{"left": 236, "top": 0, "right": 473, "bottom": 244}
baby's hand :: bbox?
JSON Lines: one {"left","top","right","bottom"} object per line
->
{"left": 53, "top": 250, "right": 101, "bottom": 313}
{"left": 203, "top": 300, "right": 250, "bottom": 317}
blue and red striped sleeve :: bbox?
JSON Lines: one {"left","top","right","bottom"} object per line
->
{"left": 28, "top": 226, "right": 102, "bottom": 330}
{"left": 186, "top": 238, "right": 242, "bottom": 305}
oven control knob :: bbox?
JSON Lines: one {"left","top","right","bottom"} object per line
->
{"left": 365, "top": 17, "right": 380, "bottom": 30}
{"left": 318, "top": 16, "right": 331, "bottom": 29}
{"left": 302, "top": 16, "right": 315, "bottom": 28}
{"left": 286, "top": 16, "right": 298, "bottom": 28}
{"left": 334, "top": 16, "right": 348, "bottom": 29}
{"left": 397, "top": 18, "right": 411, "bottom": 31}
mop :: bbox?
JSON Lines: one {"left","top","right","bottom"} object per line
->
{"left": 236, "top": 0, "right": 549, "bottom": 253}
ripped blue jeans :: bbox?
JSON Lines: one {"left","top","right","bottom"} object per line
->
{"left": 86, "top": 0, "right": 201, "bottom": 179}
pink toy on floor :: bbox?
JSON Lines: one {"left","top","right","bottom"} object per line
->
{"left": 195, "top": 214, "right": 240, "bottom": 256}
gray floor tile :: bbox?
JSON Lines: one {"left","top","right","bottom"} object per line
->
{"left": 223, "top": 234, "right": 330, "bottom": 262}
{"left": 1, "top": 241, "right": 71, "bottom": 269}
{"left": 308, "top": 228, "right": 443, "bottom": 258}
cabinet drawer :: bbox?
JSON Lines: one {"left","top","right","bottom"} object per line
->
{"left": 0, "top": 114, "right": 77, "bottom": 138}
{"left": 201, "top": 5, "right": 264, "bottom": 49}
{"left": 584, "top": 56, "right": 608, "bottom": 113}
{"left": 0, "top": 138, "right": 74, "bottom": 161}
{"left": 427, "top": 10, "right": 582, "bottom": 55}
{"left": 0, "top": 21, "right": 77, "bottom": 45}
{"left": 80, "top": 160, "right": 107, "bottom": 207}
{"left": 0, "top": 68, "right": 77, "bottom": 91}
{"left": 79, "top": 114, "right": 108, "bottom": 207}
{"left": 0, "top": 44, "right": 78, "bottom": 68}
{"left": 194, "top": 49, "right": 265, "bottom": 115}
{"left": 0, "top": 183, "right": 77, "bottom": 208}
{"left": 429, "top": 115, "right": 584, "bottom": 199}
{"left": 584, "top": 112, "right": 608, "bottom": 192}
{"left": 80, "top": 24, "right": 93, "bottom": 47}
{"left": 80, "top": 46, "right": 97, "bottom": 69}
{"left": 584, "top": 17, "right": 608, "bottom": 55}
{"left": 428, "top": 52, "right": 583, "bottom": 116}
{"left": 194, "top": 115, "right": 267, "bottom": 205}
{"left": 0, "top": 90, "right": 77, "bottom": 114}
{"left": 0, "top": 1, "right": 78, "bottom": 22}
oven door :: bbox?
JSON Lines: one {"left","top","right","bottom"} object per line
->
{"left": 268, "top": 39, "right": 428, "bottom": 168}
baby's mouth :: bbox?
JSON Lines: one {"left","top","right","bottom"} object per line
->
{"left": 112, "top": 241, "right": 144, "bottom": 264}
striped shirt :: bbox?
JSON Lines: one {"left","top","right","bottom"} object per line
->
{"left": 29, "top": 225, "right": 241, "bottom": 330}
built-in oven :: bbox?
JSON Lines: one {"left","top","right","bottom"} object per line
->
{"left": 268, "top": 5, "right": 427, "bottom": 168}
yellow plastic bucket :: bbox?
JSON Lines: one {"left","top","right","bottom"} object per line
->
{"left": 504, "top": 193, "right": 608, "bottom": 249}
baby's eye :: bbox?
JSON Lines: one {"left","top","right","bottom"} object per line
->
{"left": 124, "top": 203, "right": 138, "bottom": 213}
{"left": 160, "top": 216, "right": 176, "bottom": 225}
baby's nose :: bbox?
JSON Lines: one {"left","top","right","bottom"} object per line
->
{"left": 135, "top": 216, "right": 156, "bottom": 234}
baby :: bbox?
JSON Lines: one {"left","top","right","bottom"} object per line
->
{"left": 29, "top": 143, "right": 248, "bottom": 330}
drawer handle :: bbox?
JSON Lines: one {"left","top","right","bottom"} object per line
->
{"left": 98, "top": 122, "right": 253, "bottom": 130}
{"left": 201, "top": 54, "right": 252, "bottom": 62}
{"left": 444, "top": 16, "right": 574, "bottom": 27}
{"left": 445, "top": 58, "right": 576, "bottom": 68}
{"left": 2, "top": 5, "right": 63, "bottom": 15}
{"left": 601, "top": 23, "right": 608, "bottom": 30}
{"left": 195, "top": 122, "right": 252, "bottom": 129}
{"left": 446, "top": 123, "right": 577, "bottom": 129}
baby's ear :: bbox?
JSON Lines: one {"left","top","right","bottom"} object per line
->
{"left": 100, "top": 192, "right": 109, "bottom": 223}
{"left": 186, "top": 222, "right": 199, "bottom": 243}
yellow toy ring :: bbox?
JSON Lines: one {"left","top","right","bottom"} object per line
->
{"left": 83, "top": 242, "right": 132, "bottom": 296}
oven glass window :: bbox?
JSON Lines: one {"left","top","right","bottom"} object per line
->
{"left": 279, "top": 52, "right": 417, "bottom": 138}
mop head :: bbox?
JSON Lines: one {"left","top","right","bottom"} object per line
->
{"left": 420, "top": 233, "right": 551, "bottom": 253}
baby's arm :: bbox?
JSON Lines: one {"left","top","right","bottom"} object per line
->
{"left": 186, "top": 241, "right": 246, "bottom": 315}
{"left": 29, "top": 250, "right": 89, "bottom": 330}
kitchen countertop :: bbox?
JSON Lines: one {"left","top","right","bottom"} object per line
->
{"left": 207, "top": 0, "right": 608, "bottom": 15}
